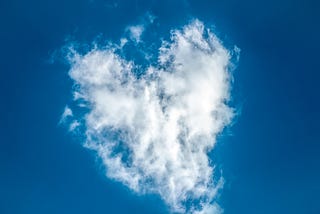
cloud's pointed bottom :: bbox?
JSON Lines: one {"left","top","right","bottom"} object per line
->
{"left": 65, "top": 20, "right": 234, "bottom": 214}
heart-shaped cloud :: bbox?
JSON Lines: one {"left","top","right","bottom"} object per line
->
{"left": 65, "top": 19, "right": 235, "bottom": 214}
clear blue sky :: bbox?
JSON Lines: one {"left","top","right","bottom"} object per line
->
{"left": 1, "top": 0, "right": 319, "bottom": 213}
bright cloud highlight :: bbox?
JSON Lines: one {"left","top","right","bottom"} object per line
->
{"left": 65, "top": 20, "right": 235, "bottom": 214}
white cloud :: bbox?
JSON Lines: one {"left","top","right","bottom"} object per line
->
{"left": 59, "top": 106, "right": 81, "bottom": 132}
{"left": 127, "top": 25, "right": 144, "bottom": 43}
{"left": 69, "top": 120, "right": 80, "bottom": 131}
{"left": 65, "top": 19, "right": 235, "bottom": 214}
{"left": 193, "top": 203, "right": 222, "bottom": 214}
{"left": 125, "top": 12, "right": 155, "bottom": 44}
{"left": 60, "top": 106, "right": 73, "bottom": 123}
{"left": 62, "top": 106, "right": 73, "bottom": 117}
{"left": 119, "top": 37, "right": 128, "bottom": 48}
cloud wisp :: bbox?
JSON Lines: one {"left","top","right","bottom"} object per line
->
{"left": 125, "top": 13, "right": 155, "bottom": 44}
{"left": 65, "top": 20, "right": 234, "bottom": 214}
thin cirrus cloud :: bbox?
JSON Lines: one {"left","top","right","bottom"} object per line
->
{"left": 63, "top": 19, "right": 236, "bottom": 214}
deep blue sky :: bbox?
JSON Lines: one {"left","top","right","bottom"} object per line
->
{"left": 1, "top": 0, "right": 320, "bottom": 213}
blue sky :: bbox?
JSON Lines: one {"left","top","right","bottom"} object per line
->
{"left": 1, "top": 0, "right": 320, "bottom": 213}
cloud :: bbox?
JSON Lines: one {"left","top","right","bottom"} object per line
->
{"left": 69, "top": 120, "right": 80, "bottom": 131}
{"left": 65, "top": 19, "right": 235, "bottom": 214}
{"left": 59, "top": 106, "right": 81, "bottom": 131}
{"left": 125, "top": 12, "right": 155, "bottom": 44}
{"left": 59, "top": 106, "right": 73, "bottom": 124}
{"left": 127, "top": 25, "right": 144, "bottom": 43}
{"left": 62, "top": 106, "right": 73, "bottom": 119}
